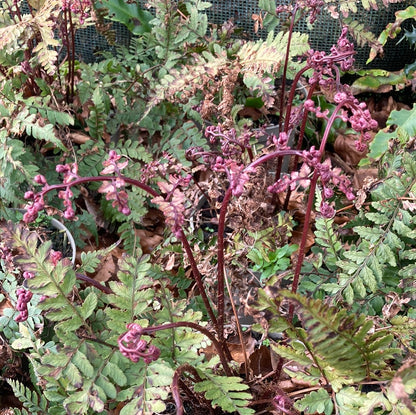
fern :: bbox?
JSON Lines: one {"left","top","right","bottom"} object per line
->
{"left": 86, "top": 87, "right": 107, "bottom": 140}
{"left": 294, "top": 388, "right": 333, "bottom": 415}
{"left": 161, "top": 121, "right": 206, "bottom": 166}
{"left": 237, "top": 31, "right": 309, "bottom": 75}
{"left": 0, "top": 0, "right": 60, "bottom": 74}
{"left": 273, "top": 292, "right": 399, "bottom": 390}
{"left": 6, "top": 378, "right": 48, "bottom": 414}
{"left": 334, "top": 151, "right": 416, "bottom": 304}
{"left": 194, "top": 373, "right": 255, "bottom": 415}
{"left": 117, "top": 362, "right": 175, "bottom": 415}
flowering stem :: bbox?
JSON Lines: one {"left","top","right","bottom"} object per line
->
{"left": 216, "top": 187, "right": 233, "bottom": 343}
{"left": 278, "top": 4, "right": 298, "bottom": 133}
{"left": 36, "top": 174, "right": 220, "bottom": 332}
{"left": 288, "top": 103, "right": 344, "bottom": 320}
{"left": 38, "top": 175, "right": 159, "bottom": 199}
{"left": 177, "top": 230, "right": 219, "bottom": 330}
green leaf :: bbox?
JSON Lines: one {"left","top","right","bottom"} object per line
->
{"left": 79, "top": 292, "right": 98, "bottom": 319}
{"left": 294, "top": 388, "right": 333, "bottom": 415}
{"left": 98, "top": 0, "right": 153, "bottom": 34}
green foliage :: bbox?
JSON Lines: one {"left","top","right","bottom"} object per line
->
{"left": 368, "top": 5, "right": 416, "bottom": 63}
{"left": 96, "top": 0, "right": 153, "bottom": 35}
{"left": 0, "top": 0, "right": 60, "bottom": 75}
{"left": 6, "top": 378, "right": 48, "bottom": 414}
{"left": 334, "top": 151, "right": 416, "bottom": 304}
{"left": 247, "top": 243, "right": 298, "bottom": 283}
{"left": 284, "top": 292, "right": 398, "bottom": 384}
{"left": 294, "top": 388, "right": 333, "bottom": 415}
{"left": 86, "top": 87, "right": 107, "bottom": 140}
{"left": 194, "top": 374, "right": 255, "bottom": 414}
{"left": 364, "top": 104, "right": 416, "bottom": 163}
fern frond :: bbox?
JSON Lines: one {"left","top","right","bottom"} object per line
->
{"left": 279, "top": 292, "right": 399, "bottom": 388}
{"left": 194, "top": 373, "right": 255, "bottom": 415}
{"left": 6, "top": 378, "right": 48, "bottom": 414}
{"left": 118, "top": 362, "right": 174, "bottom": 415}
{"left": 313, "top": 216, "right": 343, "bottom": 269}
{"left": 86, "top": 87, "right": 107, "bottom": 139}
{"left": 238, "top": 31, "right": 309, "bottom": 75}
{"left": 344, "top": 17, "right": 383, "bottom": 51}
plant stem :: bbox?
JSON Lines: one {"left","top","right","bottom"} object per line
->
{"left": 178, "top": 230, "right": 219, "bottom": 330}
{"left": 288, "top": 103, "right": 344, "bottom": 320}
{"left": 216, "top": 187, "right": 232, "bottom": 343}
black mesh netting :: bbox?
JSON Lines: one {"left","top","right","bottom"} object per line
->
{"left": 23, "top": 0, "right": 416, "bottom": 69}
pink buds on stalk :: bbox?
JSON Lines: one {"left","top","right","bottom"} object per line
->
{"left": 118, "top": 323, "right": 161, "bottom": 364}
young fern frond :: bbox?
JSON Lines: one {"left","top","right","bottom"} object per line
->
{"left": 313, "top": 216, "right": 343, "bottom": 269}
{"left": 237, "top": 31, "right": 309, "bottom": 75}
{"left": 86, "top": 87, "right": 107, "bottom": 140}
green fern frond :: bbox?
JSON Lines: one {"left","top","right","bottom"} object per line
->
{"left": 86, "top": 87, "right": 107, "bottom": 140}
{"left": 118, "top": 362, "right": 174, "bottom": 415}
{"left": 344, "top": 18, "right": 382, "bottom": 51}
{"left": 313, "top": 216, "right": 343, "bottom": 269}
{"left": 333, "top": 151, "right": 416, "bottom": 303}
{"left": 6, "top": 378, "right": 48, "bottom": 414}
{"left": 279, "top": 292, "right": 399, "bottom": 388}
{"left": 366, "top": 104, "right": 416, "bottom": 162}
{"left": 105, "top": 254, "right": 154, "bottom": 335}
{"left": 194, "top": 373, "right": 255, "bottom": 415}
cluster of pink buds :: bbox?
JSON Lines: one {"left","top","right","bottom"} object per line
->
{"left": 211, "top": 157, "right": 255, "bottom": 197}
{"left": 204, "top": 125, "right": 256, "bottom": 158}
{"left": 15, "top": 288, "right": 33, "bottom": 322}
{"left": 272, "top": 393, "right": 294, "bottom": 414}
{"left": 307, "top": 27, "right": 355, "bottom": 86}
{"left": 118, "top": 323, "right": 161, "bottom": 364}
{"left": 297, "top": 0, "right": 324, "bottom": 24}
{"left": 268, "top": 147, "right": 355, "bottom": 218}
{"left": 305, "top": 84, "right": 378, "bottom": 152}
{"left": 62, "top": 0, "right": 91, "bottom": 24}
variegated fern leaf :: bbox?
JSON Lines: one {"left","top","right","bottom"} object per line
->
{"left": 0, "top": 0, "right": 60, "bottom": 75}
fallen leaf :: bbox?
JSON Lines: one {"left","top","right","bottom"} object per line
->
{"left": 334, "top": 133, "right": 372, "bottom": 166}
{"left": 69, "top": 131, "right": 91, "bottom": 145}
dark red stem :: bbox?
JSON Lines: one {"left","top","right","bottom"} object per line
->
{"left": 288, "top": 102, "right": 344, "bottom": 320}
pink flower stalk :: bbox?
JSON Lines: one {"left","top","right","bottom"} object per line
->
{"left": 118, "top": 323, "right": 161, "bottom": 364}
{"left": 62, "top": 0, "right": 91, "bottom": 24}
{"left": 15, "top": 288, "right": 33, "bottom": 322}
